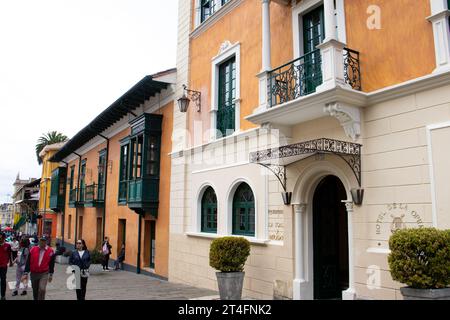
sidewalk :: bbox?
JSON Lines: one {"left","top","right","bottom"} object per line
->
{"left": 5, "top": 263, "right": 218, "bottom": 300}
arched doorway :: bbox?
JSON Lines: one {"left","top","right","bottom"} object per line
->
{"left": 313, "top": 175, "right": 349, "bottom": 300}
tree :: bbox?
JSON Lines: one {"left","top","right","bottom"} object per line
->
{"left": 35, "top": 131, "right": 68, "bottom": 164}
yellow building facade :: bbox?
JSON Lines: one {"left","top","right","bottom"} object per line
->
{"left": 38, "top": 143, "right": 66, "bottom": 241}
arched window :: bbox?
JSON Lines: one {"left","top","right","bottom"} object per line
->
{"left": 201, "top": 187, "right": 217, "bottom": 233}
{"left": 232, "top": 183, "right": 255, "bottom": 236}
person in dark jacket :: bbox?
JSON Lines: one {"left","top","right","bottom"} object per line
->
{"left": 114, "top": 243, "right": 125, "bottom": 270}
{"left": 22, "top": 237, "right": 56, "bottom": 300}
{"left": 69, "top": 239, "right": 91, "bottom": 300}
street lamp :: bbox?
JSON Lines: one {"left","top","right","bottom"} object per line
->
{"left": 177, "top": 85, "right": 201, "bottom": 113}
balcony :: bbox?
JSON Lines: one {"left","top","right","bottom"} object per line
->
{"left": 248, "top": 43, "right": 367, "bottom": 141}
{"left": 50, "top": 194, "right": 64, "bottom": 212}
{"left": 49, "top": 167, "right": 66, "bottom": 213}
{"left": 127, "top": 177, "right": 160, "bottom": 217}
{"left": 84, "top": 183, "right": 105, "bottom": 208}
{"left": 123, "top": 113, "right": 163, "bottom": 217}
{"left": 68, "top": 189, "right": 81, "bottom": 208}
{"left": 267, "top": 48, "right": 361, "bottom": 109}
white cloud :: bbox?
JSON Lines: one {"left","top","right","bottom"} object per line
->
{"left": 0, "top": 0, "right": 178, "bottom": 202}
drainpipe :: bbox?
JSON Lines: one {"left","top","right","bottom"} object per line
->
{"left": 98, "top": 134, "right": 109, "bottom": 241}
{"left": 73, "top": 152, "right": 82, "bottom": 248}
{"left": 61, "top": 160, "right": 69, "bottom": 247}
{"left": 137, "top": 213, "right": 142, "bottom": 274}
{"left": 41, "top": 178, "right": 48, "bottom": 237}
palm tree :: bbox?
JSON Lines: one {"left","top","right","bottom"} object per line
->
{"left": 35, "top": 131, "right": 68, "bottom": 164}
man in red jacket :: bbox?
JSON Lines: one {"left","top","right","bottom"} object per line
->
{"left": 22, "top": 237, "right": 55, "bottom": 300}
{"left": 0, "top": 233, "right": 14, "bottom": 300}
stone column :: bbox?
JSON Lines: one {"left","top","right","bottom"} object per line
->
{"left": 428, "top": 0, "right": 450, "bottom": 73}
{"left": 293, "top": 203, "right": 308, "bottom": 300}
{"left": 256, "top": 0, "right": 272, "bottom": 113}
{"left": 342, "top": 200, "right": 356, "bottom": 300}
{"left": 315, "top": 0, "right": 350, "bottom": 92}
{"left": 323, "top": 0, "right": 337, "bottom": 42}
{"left": 261, "top": 0, "right": 272, "bottom": 72}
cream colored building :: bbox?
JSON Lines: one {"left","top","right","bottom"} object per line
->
{"left": 168, "top": 0, "right": 450, "bottom": 300}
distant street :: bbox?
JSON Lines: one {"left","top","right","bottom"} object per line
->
{"left": 5, "top": 263, "right": 218, "bottom": 300}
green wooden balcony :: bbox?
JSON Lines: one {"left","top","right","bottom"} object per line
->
{"left": 69, "top": 188, "right": 84, "bottom": 208}
{"left": 127, "top": 177, "right": 159, "bottom": 217}
{"left": 68, "top": 188, "right": 80, "bottom": 208}
{"left": 84, "top": 183, "right": 105, "bottom": 208}
{"left": 49, "top": 167, "right": 67, "bottom": 213}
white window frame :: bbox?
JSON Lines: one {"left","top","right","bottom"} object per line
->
{"left": 210, "top": 42, "right": 241, "bottom": 141}
{"left": 426, "top": 121, "right": 450, "bottom": 227}
{"left": 195, "top": 0, "right": 229, "bottom": 28}
{"left": 428, "top": 0, "right": 450, "bottom": 73}
{"left": 292, "top": 0, "right": 347, "bottom": 59}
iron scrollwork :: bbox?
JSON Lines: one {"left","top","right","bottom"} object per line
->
{"left": 344, "top": 48, "right": 362, "bottom": 91}
{"left": 267, "top": 49, "right": 322, "bottom": 108}
{"left": 259, "top": 164, "right": 287, "bottom": 193}
{"left": 250, "top": 138, "right": 362, "bottom": 188}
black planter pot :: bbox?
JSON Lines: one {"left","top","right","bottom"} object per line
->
{"left": 216, "top": 272, "right": 245, "bottom": 300}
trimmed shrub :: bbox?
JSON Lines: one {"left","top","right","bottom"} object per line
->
{"left": 210, "top": 237, "right": 251, "bottom": 273}
{"left": 388, "top": 228, "right": 450, "bottom": 289}
{"left": 90, "top": 248, "right": 104, "bottom": 264}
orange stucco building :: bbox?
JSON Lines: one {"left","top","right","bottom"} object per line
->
{"left": 50, "top": 69, "right": 176, "bottom": 278}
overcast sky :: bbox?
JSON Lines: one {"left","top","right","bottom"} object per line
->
{"left": 0, "top": 0, "right": 178, "bottom": 203}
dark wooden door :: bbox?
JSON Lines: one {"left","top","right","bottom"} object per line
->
{"left": 313, "top": 175, "right": 349, "bottom": 300}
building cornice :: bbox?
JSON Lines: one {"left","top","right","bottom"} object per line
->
{"left": 367, "top": 69, "right": 450, "bottom": 105}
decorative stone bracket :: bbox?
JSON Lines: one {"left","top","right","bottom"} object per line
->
{"left": 324, "top": 102, "right": 361, "bottom": 141}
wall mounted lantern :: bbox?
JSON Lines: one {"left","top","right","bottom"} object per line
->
{"left": 177, "top": 85, "right": 201, "bottom": 113}
{"left": 351, "top": 188, "right": 364, "bottom": 206}
{"left": 282, "top": 192, "right": 292, "bottom": 206}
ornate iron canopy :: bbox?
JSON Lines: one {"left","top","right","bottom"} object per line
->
{"left": 250, "top": 138, "right": 362, "bottom": 190}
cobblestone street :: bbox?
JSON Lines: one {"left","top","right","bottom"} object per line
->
{"left": 4, "top": 263, "right": 218, "bottom": 300}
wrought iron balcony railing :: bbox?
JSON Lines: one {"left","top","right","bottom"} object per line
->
{"left": 268, "top": 49, "right": 322, "bottom": 108}
{"left": 84, "top": 183, "right": 105, "bottom": 207}
{"left": 343, "top": 48, "right": 361, "bottom": 91}
{"left": 267, "top": 48, "right": 361, "bottom": 109}
{"left": 69, "top": 189, "right": 77, "bottom": 203}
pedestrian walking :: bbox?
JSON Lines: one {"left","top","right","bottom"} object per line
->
{"left": 22, "top": 237, "right": 55, "bottom": 300}
{"left": 12, "top": 238, "right": 30, "bottom": 296}
{"left": 69, "top": 239, "right": 91, "bottom": 300}
{"left": 101, "top": 237, "right": 112, "bottom": 271}
{"left": 0, "top": 233, "right": 14, "bottom": 300}
{"left": 10, "top": 237, "right": 19, "bottom": 263}
{"left": 114, "top": 243, "right": 125, "bottom": 271}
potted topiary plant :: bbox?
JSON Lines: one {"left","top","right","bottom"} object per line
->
{"left": 89, "top": 247, "right": 104, "bottom": 275}
{"left": 209, "top": 237, "right": 251, "bottom": 300}
{"left": 388, "top": 228, "right": 450, "bottom": 300}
